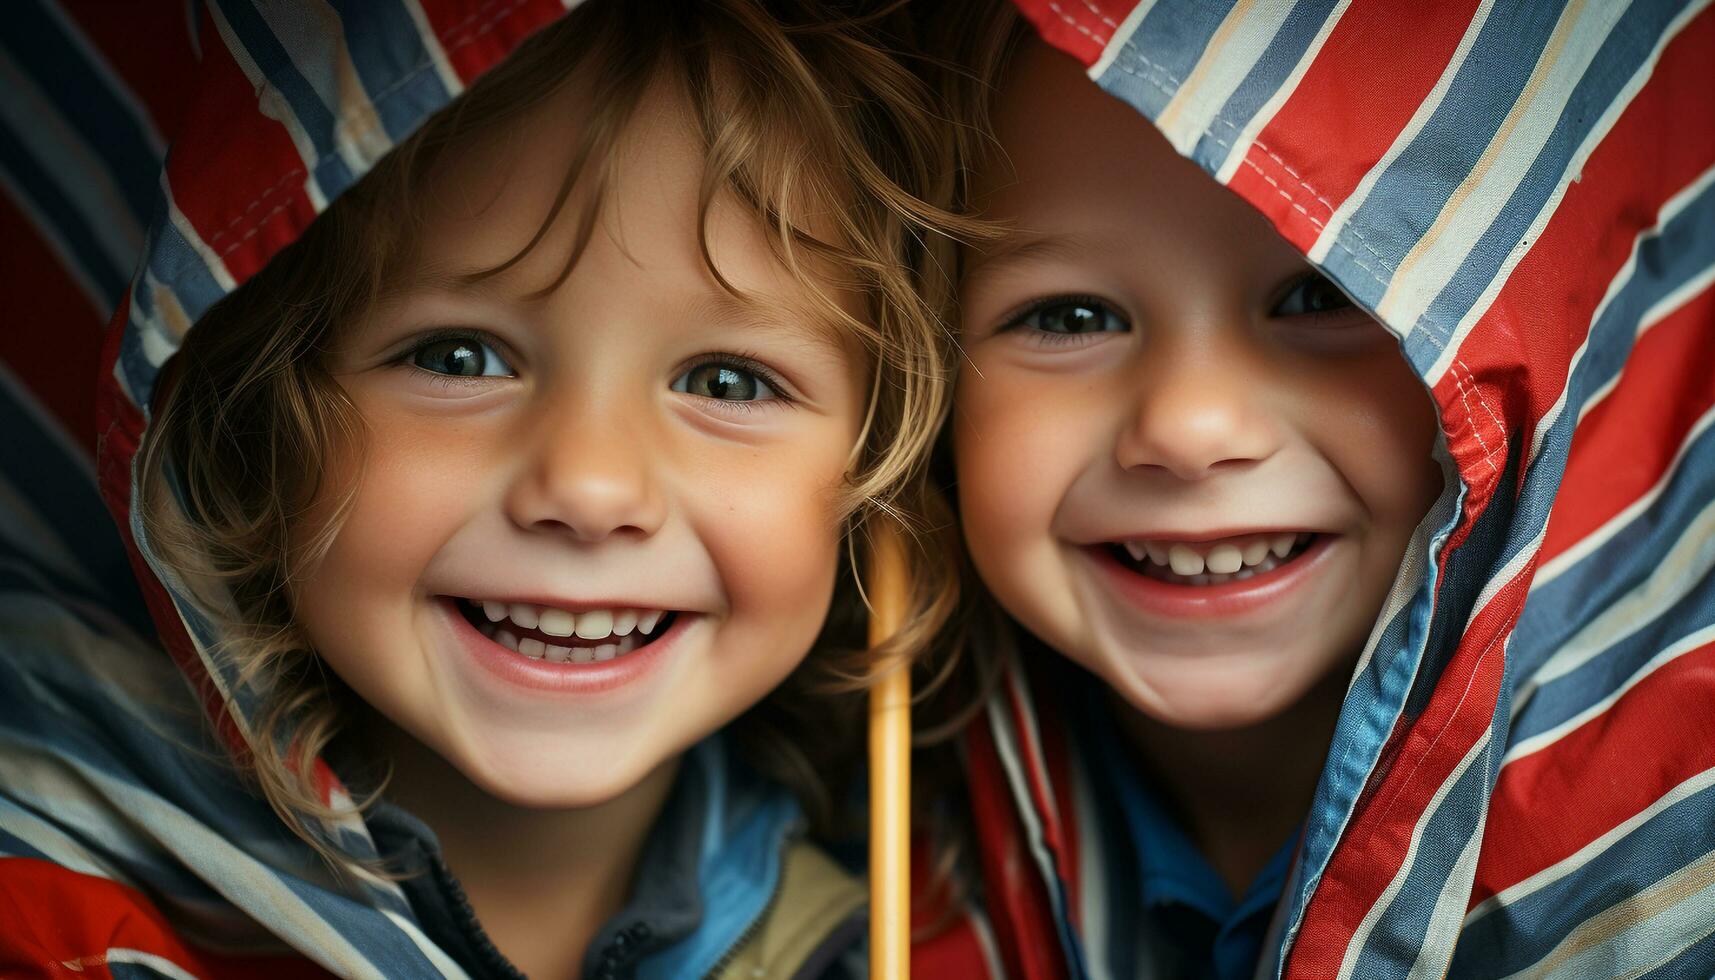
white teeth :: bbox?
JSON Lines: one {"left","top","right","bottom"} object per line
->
{"left": 575, "top": 610, "right": 614, "bottom": 640}
{"left": 612, "top": 610, "right": 638, "bottom": 636}
{"left": 482, "top": 601, "right": 508, "bottom": 622}
{"left": 544, "top": 643, "right": 572, "bottom": 663}
{"left": 537, "top": 608, "right": 575, "bottom": 637}
{"left": 1167, "top": 544, "right": 1206, "bottom": 576}
{"left": 1124, "top": 541, "right": 1148, "bottom": 562}
{"left": 1144, "top": 541, "right": 1170, "bottom": 565}
{"left": 1205, "top": 544, "right": 1243, "bottom": 574}
{"left": 1271, "top": 533, "right": 1296, "bottom": 558}
{"left": 518, "top": 637, "right": 545, "bottom": 659}
{"left": 495, "top": 629, "right": 520, "bottom": 652}
{"left": 1242, "top": 539, "right": 1272, "bottom": 566}
{"left": 592, "top": 643, "right": 619, "bottom": 662}
{"left": 509, "top": 603, "right": 539, "bottom": 629}
{"left": 639, "top": 610, "right": 663, "bottom": 635}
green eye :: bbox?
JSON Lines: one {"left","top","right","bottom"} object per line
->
{"left": 672, "top": 362, "right": 776, "bottom": 401}
{"left": 1274, "top": 273, "right": 1354, "bottom": 317}
{"left": 411, "top": 337, "right": 512, "bottom": 377}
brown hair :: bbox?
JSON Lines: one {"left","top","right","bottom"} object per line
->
{"left": 137, "top": 0, "right": 984, "bottom": 872}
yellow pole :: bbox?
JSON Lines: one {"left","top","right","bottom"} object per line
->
{"left": 867, "top": 524, "right": 911, "bottom": 980}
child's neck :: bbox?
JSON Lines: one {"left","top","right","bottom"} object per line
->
{"left": 365, "top": 717, "right": 680, "bottom": 979}
{"left": 1110, "top": 665, "right": 1348, "bottom": 900}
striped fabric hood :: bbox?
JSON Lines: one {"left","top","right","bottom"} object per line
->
{"left": 0, "top": 2, "right": 820, "bottom": 977}
{"left": 950, "top": 2, "right": 1715, "bottom": 978}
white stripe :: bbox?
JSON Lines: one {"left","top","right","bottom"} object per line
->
{"left": 1516, "top": 493, "right": 1715, "bottom": 708}
{"left": 1507, "top": 622, "right": 1715, "bottom": 764}
{"left": 1381, "top": 0, "right": 1633, "bottom": 347}
{"left": 1307, "top": 0, "right": 1496, "bottom": 267}
{"left": 0, "top": 795, "right": 127, "bottom": 883}
{"left": 1154, "top": 0, "right": 1301, "bottom": 156}
{"left": 1465, "top": 766, "right": 1715, "bottom": 927}
{"left": 1523, "top": 165, "right": 1715, "bottom": 471}
{"left": 1535, "top": 401, "right": 1715, "bottom": 591}
{"left": 1347, "top": 457, "right": 1457, "bottom": 687}
{"left": 256, "top": 1, "right": 394, "bottom": 177}
{"left": 103, "top": 948, "right": 202, "bottom": 980}
{"left": 0, "top": 50, "right": 147, "bottom": 277}
{"left": 1501, "top": 844, "right": 1715, "bottom": 979}
{"left": 1405, "top": 794, "right": 1490, "bottom": 980}
{"left": 1213, "top": 0, "right": 1353, "bottom": 186}
{"left": 1069, "top": 745, "right": 1113, "bottom": 980}
{"left": 1423, "top": 0, "right": 1712, "bottom": 386}
{"left": 965, "top": 902, "right": 1010, "bottom": 980}
{"left": 164, "top": 176, "right": 239, "bottom": 294}
{"left": 1088, "top": 0, "right": 1158, "bottom": 80}
{"left": 1335, "top": 728, "right": 1494, "bottom": 980}
{"left": 401, "top": 0, "right": 467, "bottom": 97}
{"left": 381, "top": 909, "right": 475, "bottom": 980}
{"left": 0, "top": 751, "right": 394, "bottom": 979}
{"left": 205, "top": 2, "right": 330, "bottom": 211}
{"left": 985, "top": 673, "right": 1073, "bottom": 939}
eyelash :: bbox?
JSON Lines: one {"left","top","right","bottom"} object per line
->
{"left": 394, "top": 328, "right": 513, "bottom": 389}
{"left": 998, "top": 294, "right": 1129, "bottom": 346}
{"left": 675, "top": 351, "right": 796, "bottom": 412}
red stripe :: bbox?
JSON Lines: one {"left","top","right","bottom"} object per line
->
{"left": 0, "top": 189, "right": 105, "bottom": 453}
{"left": 1541, "top": 283, "right": 1715, "bottom": 565}
{"left": 1010, "top": 0, "right": 1140, "bottom": 67}
{"left": 413, "top": 0, "right": 568, "bottom": 85}
{"left": 1470, "top": 641, "right": 1715, "bottom": 909}
{"left": 1226, "top": 0, "right": 1482, "bottom": 254}
{"left": 159, "top": 8, "right": 312, "bottom": 289}
{"left": 1285, "top": 560, "right": 1525, "bottom": 977}
{"left": 57, "top": 0, "right": 198, "bottom": 143}
{"left": 1005, "top": 670, "right": 1069, "bottom": 874}
{"left": 1430, "top": 7, "right": 1715, "bottom": 514}
{"left": 962, "top": 717, "right": 1071, "bottom": 980}
{"left": 0, "top": 857, "right": 327, "bottom": 979}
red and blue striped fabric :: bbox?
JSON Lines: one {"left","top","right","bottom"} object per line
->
{"left": 936, "top": 1, "right": 1715, "bottom": 978}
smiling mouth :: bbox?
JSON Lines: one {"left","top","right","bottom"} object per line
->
{"left": 454, "top": 597, "right": 679, "bottom": 664}
{"left": 1106, "top": 531, "right": 1320, "bottom": 586}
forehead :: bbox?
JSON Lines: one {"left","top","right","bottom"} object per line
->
{"left": 393, "top": 69, "right": 866, "bottom": 353}
{"left": 969, "top": 40, "right": 1297, "bottom": 283}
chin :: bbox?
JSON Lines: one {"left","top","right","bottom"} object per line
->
{"left": 457, "top": 747, "right": 661, "bottom": 811}
{"left": 1102, "top": 653, "right": 1316, "bottom": 733}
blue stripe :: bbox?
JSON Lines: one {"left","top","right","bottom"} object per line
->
{"left": 1277, "top": 474, "right": 1464, "bottom": 970}
{"left": 0, "top": 826, "right": 53, "bottom": 864}
{"left": 1451, "top": 776, "right": 1715, "bottom": 975}
{"left": 212, "top": 0, "right": 355, "bottom": 199}
{"left": 1321, "top": 0, "right": 1573, "bottom": 333}
{"left": 1188, "top": 0, "right": 1340, "bottom": 176}
{"left": 325, "top": 0, "right": 456, "bottom": 143}
{"left": 1346, "top": 711, "right": 1501, "bottom": 978}
{"left": 1, "top": 0, "right": 161, "bottom": 227}
{"left": 1638, "top": 922, "right": 1715, "bottom": 980}
{"left": 1095, "top": 0, "right": 1237, "bottom": 122}
{"left": 0, "top": 375, "right": 151, "bottom": 634}
{"left": 1414, "top": 0, "right": 1696, "bottom": 353}
{"left": 0, "top": 117, "right": 127, "bottom": 306}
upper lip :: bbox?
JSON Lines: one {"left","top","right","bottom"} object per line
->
{"left": 445, "top": 593, "right": 691, "bottom": 613}
{"left": 1090, "top": 527, "right": 1324, "bottom": 545}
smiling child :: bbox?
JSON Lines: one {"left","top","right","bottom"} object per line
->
{"left": 0, "top": 2, "right": 969, "bottom": 977}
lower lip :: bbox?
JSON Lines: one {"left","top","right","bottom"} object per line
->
{"left": 441, "top": 598, "right": 687, "bottom": 696}
{"left": 1084, "top": 534, "right": 1337, "bottom": 620}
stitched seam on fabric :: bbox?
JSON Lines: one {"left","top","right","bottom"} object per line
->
{"left": 1453, "top": 369, "right": 1500, "bottom": 475}
{"left": 195, "top": 0, "right": 536, "bottom": 257}
{"left": 1079, "top": 0, "right": 1119, "bottom": 29}
{"left": 1108, "top": 44, "right": 1405, "bottom": 298}
{"left": 1048, "top": 1, "right": 1112, "bottom": 46}
{"left": 1459, "top": 358, "right": 1508, "bottom": 470}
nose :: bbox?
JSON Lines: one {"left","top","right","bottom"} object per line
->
{"left": 1114, "top": 337, "right": 1282, "bottom": 481}
{"left": 504, "top": 389, "right": 667, "bottom": 542}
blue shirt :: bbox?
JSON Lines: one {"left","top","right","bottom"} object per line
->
{"left": 1073, "top": 676, "right": 1299, "bottom": 980}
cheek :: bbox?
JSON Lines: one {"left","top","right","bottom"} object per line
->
{"left": 1313, "top": 354, "right": 1443, "bottom": 524}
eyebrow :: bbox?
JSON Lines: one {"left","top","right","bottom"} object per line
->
{"left": 689, "top": 290, "right": 856, "bottom": 359}
{"left": 961, "top": 232, "right": 1099, "bottom": 291}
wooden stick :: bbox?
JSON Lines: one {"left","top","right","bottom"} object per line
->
{"left": 867, "top": 524, "right": 911, "bottom": 980}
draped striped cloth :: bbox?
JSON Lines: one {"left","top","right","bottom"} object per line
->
{"left": 934, "top": 2, "right": 1715, "bottom": 978}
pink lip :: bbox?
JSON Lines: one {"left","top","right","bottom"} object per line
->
{"left": 1082, "top": 533, "right": 1337, "bottom": 620}
{"left": 439, "top": 597, "right": 686, "bottom": 695}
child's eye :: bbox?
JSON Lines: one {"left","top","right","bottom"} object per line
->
{"left": 1005, "top": 296, "right": 1129, "bottom": 340}
{"left": 409, "top": 335, "right": 514, "bottom": 377}
{"left": 671, "top": 360, "right": 779, "bottom": 402}
{"left": 1272, "top": 272, "right": 1355, "bottom": 317}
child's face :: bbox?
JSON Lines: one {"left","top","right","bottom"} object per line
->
{"left": 293, "top": 74, "right": 866, "bottom": 807}
{"left": 954, "top": 42, "right": 1443, "bottom": 731}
